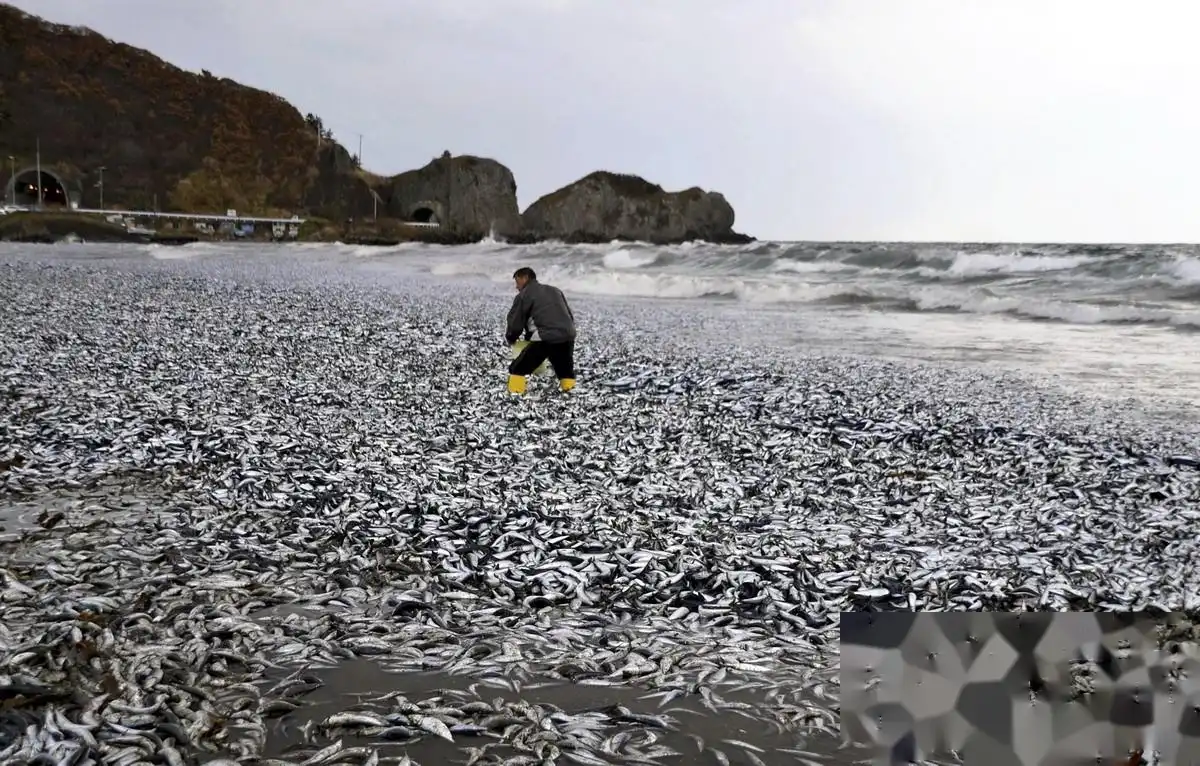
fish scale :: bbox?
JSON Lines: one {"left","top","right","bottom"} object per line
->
{"left": 0, "top": 246, "right": 1198, "bottom": 765}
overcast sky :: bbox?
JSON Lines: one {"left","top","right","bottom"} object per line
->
{"left": 12, "top": 0, "right": 1200, "bottom": 242}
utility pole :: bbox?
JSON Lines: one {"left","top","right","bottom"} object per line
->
{"left": 356, "top": 133, "right": 363, "bottom": 166}
{"left": 6, "top": 156, "right": 14, "bottom": 206}
{"left": 97, "top": 166, "right": 106, "bottom": 210}
{"left": 35, "top": 137, "right": 42, "bottom": 209}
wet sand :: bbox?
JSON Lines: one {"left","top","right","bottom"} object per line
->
{"left": 0, "top": 479, "right": 178, "bottom": 546}
{"left": 0, "top": 505, "right": 36, "bottom": 543}
{"left": 0, "top": 494, "right": 70, "bottom": 543}
{"left": 258, "top": 658, "right": 872, "bottom": 765}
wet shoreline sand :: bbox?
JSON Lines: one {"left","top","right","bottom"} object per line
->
{"left": 256, "top": 658, "right": 858, "bottom": 765}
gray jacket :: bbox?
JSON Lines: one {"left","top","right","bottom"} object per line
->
{"left": 506, "top": 281, "right": 576, "bottom": 344}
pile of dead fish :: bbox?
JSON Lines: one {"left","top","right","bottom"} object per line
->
{"left": 0, "top": 247, "right": 1197, "bottom": 765}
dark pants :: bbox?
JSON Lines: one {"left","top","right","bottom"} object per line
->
{"left": 510, "top": 340, "right": 575, "bottom": 379}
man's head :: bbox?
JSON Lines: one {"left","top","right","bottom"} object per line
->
{"left": 513, "top": 267, "right": 536, "bottom": 291}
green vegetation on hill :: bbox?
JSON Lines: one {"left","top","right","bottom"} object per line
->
{"left": 0, "top": 4, "right": 352, "bottom": 218}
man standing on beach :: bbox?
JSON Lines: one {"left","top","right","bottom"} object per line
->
{"left": 505, "top": 267, "right": 576, "bottom": 394}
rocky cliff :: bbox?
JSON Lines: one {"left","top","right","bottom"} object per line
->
{"left": 520, "top": 172, "right": 751, "bottom": 245}
{"left": 0, "top": 4, "right": 520, "bottom": 231}
{"left": 379, "top": 152, "right": 521, "bottom": 238}
{"left": 0, "top": 4, "right": 315, "bottom": 214}
{"left": 0, "top": 3, "right": 750, "bottom": 243}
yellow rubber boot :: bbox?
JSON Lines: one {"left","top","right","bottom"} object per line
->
{"left": 559, "top": 378, "right": 576, "bottom": 392}
{"left": 507, "top": 374, "right": 527, "bottom": 394}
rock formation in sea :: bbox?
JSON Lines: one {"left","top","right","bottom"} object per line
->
{"left": 520, "top": 171, "right": 754, "bottom": 245}
{"left": 379, "top": 152, "right": 522, "bottom": 238}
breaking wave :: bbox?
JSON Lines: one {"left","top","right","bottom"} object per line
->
{"left": 540, "top": 274, "right": 1200, "bottom": 329}
{"left": 137, "top": 238, "right": 1200, "bottom": 331}
{"left": 385, "top": 239, "right": 1200, "bottom": 331}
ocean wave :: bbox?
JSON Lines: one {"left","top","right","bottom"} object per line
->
{"left": 1170, "top": 255, "right": 1200, "bottom": 285}
{"left": 769, "top": 258, "right": 857, "bottom": 275}
{"left": 944, "top": 251, "right": 1092, "bottom": 277}
{"left": 601, "top": 248, "right": 661, "bottom": 270}
{"left": 138, "top": 238, "right": 1200, "bottom": 330}
{"left": 141, "top": 238, "right": 1200, "bottom": 285}
{"left": 900, "top": 289, "right": 1200, "bottom": 329}
{"left": 438, "top": 236, "right": 1150, "bottom": 270}
{"left": 419, "top": 239, "right": 1197, "bottom": 288}
{"left": 534, "top": 265, "right": 1200, "bottom": 330}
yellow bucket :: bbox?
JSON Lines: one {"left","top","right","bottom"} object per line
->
{"left": 511, "top": 339, "right": 550, "bottom": 375}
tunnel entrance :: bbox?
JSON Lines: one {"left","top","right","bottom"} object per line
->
{"left": 7, "top": 169, "right": 68, "bottom": 207}
{"left": 410, "top": 206, "right": 438, "bottom": 224}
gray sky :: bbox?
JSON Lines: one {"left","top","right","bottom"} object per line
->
{"left": 12, "top": 0, "right": 1200, "bottom": 242}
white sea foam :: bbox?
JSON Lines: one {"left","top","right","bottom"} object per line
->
{"left": 1170, "top": 256, "right": 1200, "bottom": 285}
{"left": 945, "top": 250, "right": 1091, "bottom": 277}
{"left": 600, "top": 248, "right": 659, "bottom": 270}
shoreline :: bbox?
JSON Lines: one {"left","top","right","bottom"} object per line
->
{"left": 0, "top": 251, "right": 1197, "bottom": 765}
{"left": 0, "top": 210, "right": 756, "bottom": 248}
{"left": 2, "top": 246, "right": 1200, "bottom": 437}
